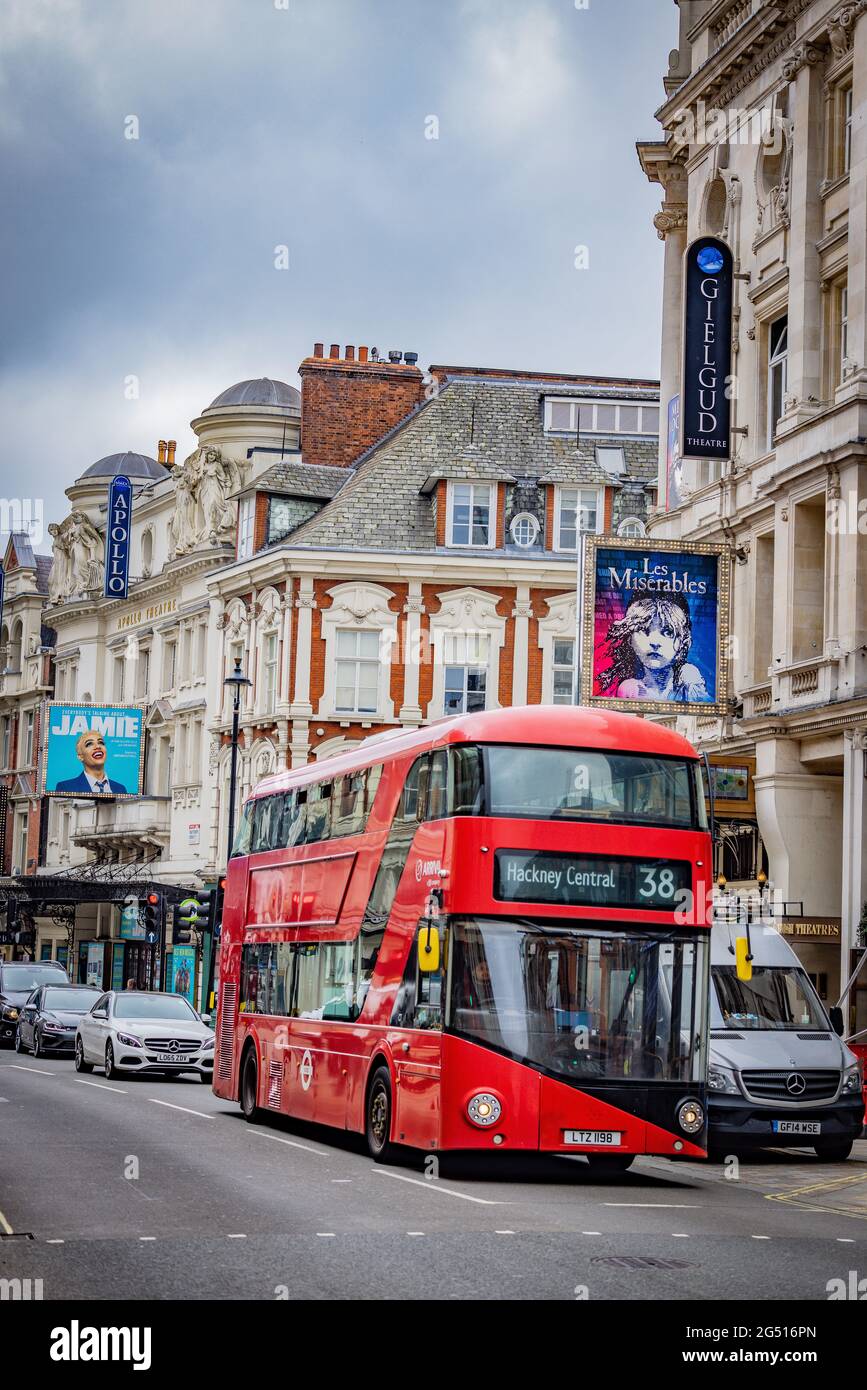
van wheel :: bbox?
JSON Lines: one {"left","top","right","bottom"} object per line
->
{"left": 240, "top": 1049, "right": 261, "bottom": 1123}
{"left": 814, "top": 1140, "right": 853, "bottom": 1162}
{"left": 366, "top": 1066, "right": 395, "bottom": 1163}
{"left": 585, "top": 1154, "right": 635, "bottom": 1175}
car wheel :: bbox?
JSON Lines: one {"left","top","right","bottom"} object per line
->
{"left": 74, "top": 1038, "right": 93, "bottom": 1073}
{"left": 365, "top": 1065, "right": 396, "bottom": 1164}
{"left": 14, "top": 1026, "right": 26, "bottom": 1055}
{"left": 199, "top": 1072, "right": 212, "bottom": 1085}
{"left": 240, "top": 1048, "right": 261, "bottom": 1123}
{"left": 104, "top": 1042, "right": 117, "bottom": 1081}
{"left": 814, "top": 1140, "right": 853, "bottom": 1162}
{"left": 584, "top": 1154, "right": 635, "bottom": 1175}
{"left": 33, "top": 1028, "right": 43, "bottom": 1059}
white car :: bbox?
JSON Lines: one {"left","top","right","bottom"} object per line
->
{"left": 74, "top": 990, "right": 215, "bottom": 1083}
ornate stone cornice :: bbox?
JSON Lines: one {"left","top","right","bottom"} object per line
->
{"left": 781, "top": 39, "right": 824, "bottom": 81}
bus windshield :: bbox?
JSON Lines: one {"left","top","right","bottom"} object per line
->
{"left": 483, "top": 746, "right": 704, "bottom": 829}
{"left": 711, "top": 966, "right": 829, "bottom": 1031}
{"left": 449, "top": 918, "right": 705, "bottom": 1083}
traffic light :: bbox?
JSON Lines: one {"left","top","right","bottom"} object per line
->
{"left": 176, "top": 884, "right": 223, "bottom": 945}
{"left": 144, "top": 892, "right": 162, "bottom": 939}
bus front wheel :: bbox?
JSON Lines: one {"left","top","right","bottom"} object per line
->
{"left": 366, "top": 1066, "right": 395, "bottom": 1163}
{"left": 585, "top": 1153, "right": 635, "bottom": 1175}
{"left": 240, "top": 1049, "right": 262, "bottom": 1124}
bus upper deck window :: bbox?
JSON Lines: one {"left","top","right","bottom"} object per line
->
{"left": 231, "top": 801, "right": 254, "bottom": 857}
{"left": 449, "top": 745, "right": 483, "bottom": 816}
{"left": 427, "top": 750, "right": 448, "bottom": 820}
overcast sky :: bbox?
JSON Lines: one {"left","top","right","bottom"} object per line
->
{"left": 0, "top": 0, "right": 675, "bottom": 544}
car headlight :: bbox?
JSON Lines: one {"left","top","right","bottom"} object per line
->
{"left": 467, "top": 1093, "right": 502, "bottom": 1127}
{"left": 2, "top": 1006, "right": 19, "bottom": 1021}
{"left": 707, "top": 1066, "right": 740, "bottom": 1095}
{"left": 116, "top": 1032, "right": 143, "bottom": 1049}
{"left": 200, "top": 1035, "right": 215, "bottom": 1051}
{"left": 676, "top": 1098, "right": 705, "bottom": 1135}
{"left": 42, "top": 1022, "right": 65, "bottom": 1032}
{"left": 842, "top": 1064, "right": 862, "bottom": 1094}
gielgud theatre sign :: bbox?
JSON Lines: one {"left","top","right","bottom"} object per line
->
{"left": 680, "top": 236, "right": 733, "bottom": 463}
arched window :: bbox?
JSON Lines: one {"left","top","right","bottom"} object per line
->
{"left": 509, "top": 513, "right": 540, "bottom": 548}
{"left": 141, "top": 528, "right": 154, "bottom": 577}
{"left": 9, "top": 621, "right": 23, "bottom": 671}
{"left": 617, "top": 516, "right": 646, "bottom": 539}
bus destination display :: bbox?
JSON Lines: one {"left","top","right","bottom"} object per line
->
{"left": 494, "top": 849, "right": 691, "bottom": 910}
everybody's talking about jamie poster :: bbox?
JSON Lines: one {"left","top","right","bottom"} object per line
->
{"left": 42, "top": 703, "right": 145, "bottom": 798}
{"left": 581, "top": 538, "right": 731, "bottom": 715}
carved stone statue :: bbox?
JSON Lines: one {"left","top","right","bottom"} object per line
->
{"left": 47, "top": 522, "right": 72, "bottom": 604}
{"left": 68, "top": 510, "right": 104, "bottom": 593}
{"left": 169, "top": 445, "right": 243, "bottom": 556}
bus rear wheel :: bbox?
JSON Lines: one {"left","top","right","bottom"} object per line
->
{"left": 240, "top": 1049, "right": 262, "bottom": 1124}
{"left": 585, "top": 1154, "right": 635, "bottom": 1175}
{"left": 366, "top": 1066, "right": 395, "bottom": 1163}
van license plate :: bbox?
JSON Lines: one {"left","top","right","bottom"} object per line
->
{"left": 772, "top": 1120, "right": 820, "bottom": 1135}
{"left": 563, "top": 1130, "right": 622, "bottom": 1146}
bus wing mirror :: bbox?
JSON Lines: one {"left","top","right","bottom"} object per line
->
{"left": 418, "top": 924, "right": 440, "bottom": 974}
{"left": 735, "top": 937, "right": 752, "bottom": 982}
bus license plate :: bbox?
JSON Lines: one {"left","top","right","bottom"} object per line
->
{"left": 563, "top": 1130, "right": 622, "bottom": 1147}
{"left": 772, "top": 1120, "right": 820, "bottom": 1135}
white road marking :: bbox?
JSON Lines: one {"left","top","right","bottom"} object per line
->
{"left": 45, "top": 1239, "right": 65, "bottom": 1244}
{"left": 407, "top": 1231, "right": 425, "bottom": 1236}
{"left": 317, "top": 1232, "right": 336, "bottom": 1237}
{"left": 227, "top": 1233, "right": 247, "bottom": 1239}
{"left": 0, "top": 1208, "right": 13, "bottom": 1235}
{"left": 495, "top": 1230, "right": 515, "bottom": 1235}
{"left": 331, "top": 1179, "right": 352, "bottom": 1183}
{"left": 8, "top": 1065, "right": 53, "bottom": 1076}
{"left": 672, "top": 1233, "right": 690, "bottom": 1238}
{"left": 582, "top": 1230, "right": 602, "bottom": 1235}
{"left": 373, "top": 1168, "right": 505, "bottom": 1206}
{"left": 149, "top": 1099, "right": 214, "bottom": 1119}
{"left": 604, "top": 1203, "right": 701, "bottom": 1209}
{"left": 77, "top": 1079, "right": 127, "bottom": 1093}
{"left": 837, "top": 1238, "right": 856, "bottom": 1243}
{"left": 248, "top": 1130, "right": 328, "bottom": 1156}
{"left": 139, "top": 1236, "right": 156, "bottom": 1242}
{"left": 751, "top": 1234, "right": 771, "bottom": 1240}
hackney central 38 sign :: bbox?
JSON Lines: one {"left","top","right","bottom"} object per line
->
{"left": 104, "top": 474, "right": 132, "bottom": 599}
{"left": 681, "top": 236, "right": 733, "bottom": 462}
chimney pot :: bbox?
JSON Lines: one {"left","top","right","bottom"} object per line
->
{"left": 166, "top": 440, "right": 176, "bottom": 467}
{"left": 314, "top": 341, "right": 324, "bottom": 357}
{"left": 388, "top": 349, "right": 402, "bottom": 363}
{"left": 345, "top": 345, "right": 355, "bottom": 362}
{"left": 359, "top": 345, "right": 369, "bottom": 363}
{"left": 330, "top": 343, "right": 340, "bottom": 359}
{"left": 158, "top": 440, "right": 167, "bottom": 464}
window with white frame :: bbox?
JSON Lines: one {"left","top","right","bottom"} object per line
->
{"left": 555, "top": 487, "right": 602, "bottom": 550}
{"left": 14, "top": 810, "right": 28, "bottom": 874}
{"left": 190, "top": 717, "right": 203, "bottom": 784}
{"left": 443, "top": 631, "right": 489, "bottom": 714}
{"left": 767, "top": 314, "right": 788, "bottom": 446}
{"left": 0, "top": 716, "right": 9, "bottom": 768}
{"left": 617, "top": 515, "right": 646, "bottom": 539}
{"left": 113, "top": 653, "right": 125, "bottom": 703}
{"left": 262, "top": 631, "right": 279, "bottom": 715}
{"left": 551, "top": 639, "right": 575, "bottom": 705}
{"left": 509, "top": 512, "right": 540, "bottom": 547}
{"left": 162, "top": 636, "right": 177, "bottom": 692}
{"left": 237, "top": 496, "right": 255, "bottom": 560}
{"left": 135, "top": 643, "right": 151, "bottom": 701}
{"left": 23, "top": 710, "right": 34, "bottom": 765}
{"left": 335, "top": 629, "right": 381, "bottom": 714}
{"left": 844, "top": 85, "right": 853, "bottom": 173}
{"left": 840, "top": 283, "right": 849, "bottom": 376}
{"left": 545, "top": 398, "right": 659, "bottom": 436}
{"left": 448, "top": 483, "right": 493, "bottom": 547}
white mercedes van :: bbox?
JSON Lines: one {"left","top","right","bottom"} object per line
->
{"left": 707, "top": 921, "right": 863, "bottom": 1160}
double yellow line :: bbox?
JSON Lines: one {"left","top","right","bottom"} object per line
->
{"left": 766, "top": 1170, "right": 867, "bottom": 1220}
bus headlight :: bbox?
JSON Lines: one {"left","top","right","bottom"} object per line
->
{"left": 467, "top": 1093, "right": 502, "bottom": 1127}
{"left": 676, "top": 1098, "right": 704, "bottom": 1135}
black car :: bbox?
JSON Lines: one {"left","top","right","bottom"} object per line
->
{"left": 15, "top": 984, "right": 103, "bottom": 1058}
{"left": 0, "top": 961, "right": 71, "bottom": 1046}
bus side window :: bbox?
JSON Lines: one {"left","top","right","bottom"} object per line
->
{"left": 268, "top": 794, "right": 288, "bottom": 850}
{"left": 231, "top": 801, "right": 254, "bottom": 857}
{"left": 426, "top": 750, "right": 448, "bottom": 821}
{"left": 389, "top": 936, "right": 443, "bottom": 1031}
{"left": 305, "top": 782, "right": 332, "bottom": 844}
{"left": 251, "top": 798, "right": 274, "bottom": 853}
{"left": 285, "top": 789, "right": 307, "bottom": 847}
{"left": 401, "top": 755, "right": 428, "bottom": 822}
{"left": 365, "top": 764, "right": 383, "bottom": 819}
{"left": 449, "top": 745, "right": 483, "bottom": 816}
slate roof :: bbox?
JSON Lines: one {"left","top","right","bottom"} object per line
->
{"left": 283, "top": 378, "right": 659, "bottom": 555}
{"left": 252, "top": 458, "right": 347, "bottom": 501}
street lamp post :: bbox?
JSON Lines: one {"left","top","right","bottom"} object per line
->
{"left": 203, "top": 655, "right": 251, "bottom": 1015}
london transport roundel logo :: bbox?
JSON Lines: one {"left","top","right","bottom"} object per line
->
{"left": 697, "top": 245, "right": 724, "bottom": 274}
{"left": 300, "top": 1049, "right": 314, "bottom": 1091}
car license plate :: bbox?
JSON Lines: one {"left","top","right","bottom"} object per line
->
{"left": 563, "top": 1130, "right": 622, "bottom": 1147}
{"left": 771, "top": 1120, "right": 820, "bottom": 1135}
{"left": 157, "top": 1053, "right": 185, "bottom": 1063}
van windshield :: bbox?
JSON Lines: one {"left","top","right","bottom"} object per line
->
{"left": 712, "top": 965, "right": 828, "bottom": 1031}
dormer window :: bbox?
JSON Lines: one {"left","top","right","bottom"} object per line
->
{"left": 596, "top": 445, "right": 626, "bottom": 476}
{"left": 554, "top": 486, "right": 603, "bottom": 551}
{"left": 544, "top": 397, "right": 659, "bottom": 436}
{"left": 447, "top": 482, "right": 494, "bottom": 548}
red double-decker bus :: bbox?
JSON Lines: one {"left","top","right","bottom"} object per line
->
{"left": 214, "top": 705, "right": 712, "bottom": 1171}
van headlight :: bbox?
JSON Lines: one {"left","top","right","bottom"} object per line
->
{"left": 842, "top": 1064, "right": 862, "bottom": 1094}
{"left": 707, "top": 1066, "right": 739, "bottom": 1095}
{"left": 676, "top": 1098, "right": 704, "bottom": 1135}
{"left": 467, "top": 1093, "right": 501, "bottom": 1127}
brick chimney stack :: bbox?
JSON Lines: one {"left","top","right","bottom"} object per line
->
{"left": 166, "top": 440, "right": 176, "bottom": 467}
{"left": 299, "top": 341, "right": 425, "bottom": 469}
